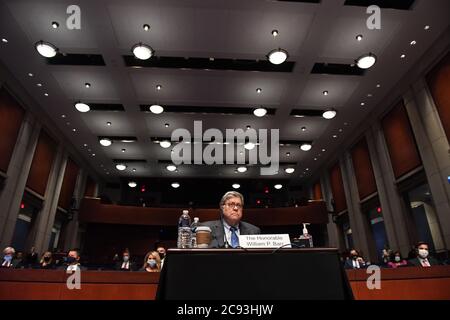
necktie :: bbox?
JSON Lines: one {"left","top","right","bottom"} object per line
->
{"left": 423, "top": 259, "right": 430, "bottom": 267}
{"left": 230, "top": 226, "right": 239, "bottom": 248}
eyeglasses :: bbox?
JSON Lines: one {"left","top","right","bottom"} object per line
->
{"left": 224, "top": 202, "right": 243, "bottom": 209}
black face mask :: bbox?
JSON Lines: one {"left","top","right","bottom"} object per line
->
{"left": 351, "top": 255, "right": 358, "bottom": 260}
{"left": 66, "top": 256, "right": 77, "bottom": 264}
{"left": 44, "top": 257, "right": 51, "bottom": 262}
{"left": 158, "top": 252, "right": 165, "bottom": 259}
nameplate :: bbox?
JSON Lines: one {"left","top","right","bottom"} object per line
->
{"left": 238, "top": 234, "right": 292, "bottom": 249}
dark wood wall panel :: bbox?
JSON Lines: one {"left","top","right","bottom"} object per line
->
{"left": 58, "top": 158, "right": 79, "bottom": 209}
{"left": 313, "top": 181, "right": 323, "bottom": 200}
{"left": 84, "top": 176, "right": 96, "bottom": 197}
{"left": 426, "top": 52, "right": 450, "bottom": 142}
{"left": 26, "top": 130, "right": 57, "bottom": 196}
{"left": 0, "top": 88, "right": 25, "bottom": 173}
{"left": 351, "top": 138, "right": 377, "bottom": 200}
{"left": 329, "top": 163, "right": 347, "bottom": 213}
{"left": 381, "top": 101, "right": 422, "bottom": 179}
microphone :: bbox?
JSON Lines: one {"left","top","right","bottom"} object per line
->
{"left": 218, "top": 208, "right": 232, "bottom": 249}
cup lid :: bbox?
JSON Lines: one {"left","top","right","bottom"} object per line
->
{"left": 196, "top": 226, "right": 211, "bottom": 232}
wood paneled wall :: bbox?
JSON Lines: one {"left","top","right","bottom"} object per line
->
{"left": 351, "top": 138, "right": 377, "bottom": 200}
{"left": 58, "top": 158, "right": 79, "bottom": 209}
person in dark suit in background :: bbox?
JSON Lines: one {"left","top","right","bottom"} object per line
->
{"left": 25, "top": 246, "right": 38, "bottom": 267}
{"left": 344, "top": 249, "right": 368, "bottom": 269}
{"left": 59, "top": 248, "right": 87, "bottom": 271}
{"left": 203, "top": 191, "right": 260, "bottom": 248}
{"left": 115, "top": 249, "right": 136, "bottom": 271}
{"left": 408, "top": 242, "right": 440, "bottom": 267}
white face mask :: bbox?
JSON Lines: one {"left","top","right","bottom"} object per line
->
{"left": 394, "top": 256, "right": 401, "bottom": 262}
{"left": 418, "top": 249, "right": 429, "bottom": 259}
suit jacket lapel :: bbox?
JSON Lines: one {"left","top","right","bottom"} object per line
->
{"left": 215, "top": 221, "right": 225, "bottom": 248}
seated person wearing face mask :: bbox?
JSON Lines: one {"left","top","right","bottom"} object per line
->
{"left": 140, "top": 251, "right": 161, "bottom": 272}
{"left": 1, "top": 247, "right": 18, "bottom": 268}
{"left": 156, "top": 245, "right": 166, "bottom": 268}
{"left": 39, "top": 251, "right": 55, "bottom": 269}
{"left": 387, "top": 251, "right": 408, "bottom": 268}
{"left": 408, "top": 242, "right": 441, "bottom": 267}
{"left": 344, "top": 249, "right": 368, "bottom": 269}
{"left": 115, "top": 250, "right": 136, "bottom": 271}
{"left": 59, "top": 248, "right": 86, "bottom": 271}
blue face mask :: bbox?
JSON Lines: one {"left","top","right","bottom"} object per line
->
{"left": 147, "top": 259, "right": 157, "bottom": 268}
{"left": 65, "top": 256, "right": 77, "bottom": 264}
{"left": 3, "top": 255, "right": 12, "bottom": 262}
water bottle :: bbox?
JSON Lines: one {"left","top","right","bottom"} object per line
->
{"left": 191, "top": 217, "right": 199, "bottom": 248}
{"left": 177, "top": 210, "right": 192, "bottom": 248}
{"left": 299, "top": 223, "right": 313, "bottom": 248}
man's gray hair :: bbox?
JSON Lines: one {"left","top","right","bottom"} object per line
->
{"left": 219, "top": 191, "right": 244, "bottom": 207}
{"left": 3, "top": 247, "right": 15, "bottom": 254}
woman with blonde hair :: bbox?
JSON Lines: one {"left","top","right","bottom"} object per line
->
{"left": 141, "top": 251, "right": 161, "bottom": 272}
{"left": 39, "top": 251, "right": 54, "bottom": 269}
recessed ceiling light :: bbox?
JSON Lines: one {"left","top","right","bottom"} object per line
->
{"left": 274, "top": 184, "right": 283, "bottom": 190}
{"left": 165, "top": 123, "right": 169, "bottom": 128}
{"left": 132, "top": 168, "right": 136, "bottom": 172}
{"left": 356, "top": 53, "right": 377, "bottom": 69}
{"left": 367, "top": 93, "right": 373, "bottom": 97}
{"left": 267, "top": 48, "right": 288, "bottom": 65}
{"left": 322, "top": 109, "right": 337, "bottom": 120}
{"left": 246, "top": 125, "right": 251, "bottom": 130}
{"left": 305, "top": 168, "right": 309, "bottom": 171}
{"left": 323, "top": 90, "right": 329, "bottom": 96}
{"left": 66, "top": 122, "right": 70, "bottom": 125}
{"left": 44, "top": 93, "right": 49, "bottom": 96}
{"left": 301, "top": 126, "right": 307, "bottom": 132}
{"left": 107, "top": 122, "right": 112, "bottom": 126}
{"left": 87, "top": 148, "right": 91, "bottom": 152}
{"left": 271, "top": 30, "right": 279, "bottom": 37}
{"left": 376, "top": 84, "right": 381, "bottom": 88}
{"left": 300, "top": 143, "right": 312, "bottom": 151}
{"left": 160, "top": 140, "right": 171, "bottom": 148}
{"left": 400, "top": 54, "right": 406, "bottom": 59}
{"left": 344, "top": 122, "right": 348, "bottom": 126}
{"left": 339, "top": 128, "right": 343, "bottom": 132}
{"left": 91, "top": 153, "right": 95, "bottom": 157}
{"left": 1, "top": 38, "right": 8, "bottom": 43}
{"left": 166, "top": 165, "right": 177, "bottom": 172}
{"left": 286, "top": 152, "right": 290, "bottom": 157}
{"left": 171, "top": 182, "right": 180, "bottom": 188}
{"left": 237, "top": 166, "right": 247, "bottom": 173}
{"left": 314, "top": 158, "right": 317, "bottom": 161}
{"left": 360, "top": 102, "right": 365, "bottom": 106}
{"left": 232, "top": 183, "right": 240, "bottom": 189}
{"left": 285, "top": 168, "right": 295, "bottom": 174}
{"left": 28, "top": 73, "right": 33, "bottom": 77}
{"left": 132, "top": 43, "right": 154, "bottom": 60}
{"left": 244, "top": 142, "right": 256, "bottom": 150}
{"left": 72, "top": 128, "right": 76, "bottom": 132}
{"left": 37, "top": 83, "right": 42, "bottom": 87}
{"left": 51, "top": 21, "right": 59, "bottom": 29}
{"left": 106, "top": 172, "right": 110, "bottom": 175}
{"left": 410, "top": 40, "right": 417, "bottom": 46}
{"left": 99, "top": 138, "right": 112, "bottom": 146}
{"left": 61, "top": 114, "right": 66, "bottom": 118}
{"left": 322, "top": 148, "right": 326, "bottom": 152}
{"left": 128, "top": 181, "right": 137, "bottom": 188}
{"left": 85, "top": 82, "right": 91, "bottom": 88}
{"left": 116, "top": 164, "right": 127, "bottom": 171}
{"left": 156, "top": 84, "right": 162, "bottom": 90}
{"left": 149, "top": 104, "right": 164, "bottom": 114}
{"left": 143, "top": 24, "right": 150, "bottom": 31}
{"left": 332, "top": 134, "right": 338, "bottom": 138}
{"left": 121, "top": 149, "right": 126, "bottom": 153}
{"left": 256, "top": 88, "right": 262, "bottom": 93}
{"left": 424, "top": 25, "right": 430, "bottom": 30}
{"left": 253, "top": 107, "right": 267, "bottom": 117}
{"left": 83, "top": 144, "right": 88, "bottom": 147}
{"left": 35, "top": 41, "right": 58, "bottom": 58}
{"left": 75, "top": 102, "right": 90, "bottom": 112}
{"left": 356, "top": 34, "right": 363, "bottom": 41}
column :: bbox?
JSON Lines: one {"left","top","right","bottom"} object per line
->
{"left": 404, "top": 80, "right": 450, "bottom": 250}
{"left": 320, "top": 174, "right": 341, "bottom": 249}
{"left": 30, "top": 146, "right": 67, "bottom": 254}
{"left": 340, "top": 154, "right": 376, "bottom": 261}
{"left": 0, "top": 112, "right": 41, "bottom": 249}
{"left": 369, "top": 123, "right": 412, "bottom": 256}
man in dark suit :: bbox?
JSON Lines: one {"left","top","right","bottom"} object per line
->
{"left": 203, "top": 191, "right": 260, "bottom": 248}
{"left": 344, "top": 249, "right": 368, "bottom": 269}
{"left": 408, "top": 242, "right": 440, "bottom": 267}
{"left": 115, "top": 250, "right": 136, "bottom": 271}
{"left": 58, "top": 248, "right": 87, "bottom": 271}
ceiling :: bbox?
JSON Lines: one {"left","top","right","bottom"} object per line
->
{"left": 0, "top": 0, "right": 449, "bottom": 188}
